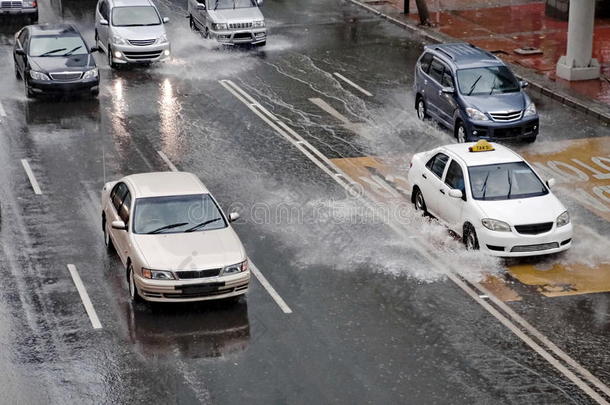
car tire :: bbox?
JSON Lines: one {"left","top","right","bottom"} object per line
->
{"left": 128, "top": 263, "right": 144, "bottom": 303}
{"left": 189, "top": 15, "right": 197, "bottom": 31}
{"left": 416, "top": 96, "right": 428, "bottom": 121}
{"left": 103, "top": 217, "right": 114, "bottom": 252}
{"left": 203, "top": 26, "right": 210, "bottom": 39}
{"left": 413, "top": 187, "right": 428, "bottom": 215}
{"left": 24, "top": 77, "right": 34, "bottom": 99}
{"left": 108, "top": 45, "right": 117, "bottom": 69}
{"left": 455, "top": 121, "right": 467, "bottom": 143}
{"left": 464, "top": 224, "right": 480, "bottom": 250}
{"left": 14, "top": 63, "right": 21, "bottom": 80}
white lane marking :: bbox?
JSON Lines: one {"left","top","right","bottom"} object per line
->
{"left": 333, "top": 72, "right": 373, "bottom": 97}
{"left": 20, "top": 159, "right": 42, "bottom": 195}
{"left": 309, "top": 97, "right": 351, "bottom": 124}
{"left": 220, "top": 79, "right": 610, "bottom": 403}
{"left": 0, "top": 101, "right": 6, "bottom": 119}
{"left": 157, "top": 150, "right": 178, "bottom": 172}
{"left": 250, "top": 262, "right": 293, "bottom": 314}
{"left": 66, "top": 264, "right": 102, "bottom": 329}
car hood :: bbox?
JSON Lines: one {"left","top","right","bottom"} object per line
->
{"left": 30, "top": 54, "right": 95, "bottom": 72}
{"left": 208, "top": 7, "right": 263, "bottom": 23}
{"left": 112, "top": 24, "right": 166, "bottom": 41}
{"left": 132, "top": 227, "right": 246, "bottom": 270}
{"left": 474, "top": 193, "right": 566, "bottom": 226}
{"left": 462, "top": 91, "right": 526, "bottom": 113}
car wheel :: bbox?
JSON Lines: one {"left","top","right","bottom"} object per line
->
{"left": 24, "top": 77, "right": 34, "bottom": 99}
{"left": 455, "top": 122, "right": 467, "bottom": 143}
{"left": 464, "top": 224, "right": 480, "bottom": 250}
{"left": 128, "top": 264, "right": 144, "bottom": 303}
{"left": 416, "top": 97, "right": 427, "bottom": 121}
{"left": 189, "top": 15, "right": 197, "bottom": 31}
{"left": 203, "top": 26, "right": 210, "bottom": 39}
{"left": 14, "top": 63, "right": 21, "bottom": 80}
{"left": 103, "top": 217, "right": 114, "bottom": 251}
{"left": 108, "top": 45, "right": 117, "bottom": 69}
{"left": 413, "top": 187, "right": 428, "bottom": 215}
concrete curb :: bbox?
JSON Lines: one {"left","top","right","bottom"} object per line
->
{"left": 348, "top": 0, "right": 610, "bottom": 125}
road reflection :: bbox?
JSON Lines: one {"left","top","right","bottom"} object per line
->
{"left": 125, "top": 300, "right": 250, "bottom": 359}
{"left": 23, "top": 97, "right": 100, "bottom": 126}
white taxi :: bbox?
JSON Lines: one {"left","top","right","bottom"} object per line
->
{"left": 407, "top": 140, "right": 573, "bottom": 257}
{"left": 101, "top": 172, "right": 250, "bottom": 303}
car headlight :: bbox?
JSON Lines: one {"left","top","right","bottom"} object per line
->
{"left": 157, "top": 33, "right": 168, "bottom": 44}
{"left": 252, "top": 20, "right": 265, "bottom": 28}
{"left": 142, "top": 268, "right": 175, "bottom": 280}
{"left": 222, "top": 260, "right": 248, "bottom": 275}
{"left": 112, "top": 35, "right": 127, "bottom": 45}
{"left": 481, "top": 218, "right": 511, "bottom": 232}
{"left": 212, "top": 23, "right": 228, "bottom": 31}
{"left": 465, "top": 107, "right": 489, "bottom": 121}
{"left": 29, "top": 70, "right": 50, "bottom": 81}
{"left": 82, "top": 68, "right": 98, "bottom": 79}
{"left": 524, "top": 102, "right": 537, "bottom": 117}
{"left": 556, "top": 211, "right": 570, "bottom": 227}
{"left": 22, "top": 0, "right": 36, "bottom": 7}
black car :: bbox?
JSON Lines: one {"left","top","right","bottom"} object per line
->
{"left": 14, "top": 24, "right": 100, "bottom": 98}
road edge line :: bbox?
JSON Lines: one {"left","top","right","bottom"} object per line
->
{"left": 21, "top": 159, "right": 42, "bottom": 195}
{"left": 67, "top": 264, "right": 103, "bottom": 329}
{"left": 250, "top": 262, "right": 293, "bottom": 314}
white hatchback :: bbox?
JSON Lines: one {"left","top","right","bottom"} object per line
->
{"left": 407, "top": 141, "right": 573, "bottom": 257}
{"left": 101, "top": 172, "right": 249, "bottom": 302}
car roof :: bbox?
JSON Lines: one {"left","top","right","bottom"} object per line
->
{"left": 28, "top": 24, "right": 79, "bottom": 36}
{"left": 424, "top": 43, "right": 506, "bottom": 70}
{"left": 110, "top": 0, "right": 154, "bottom": 7}
{"left": 441, "top": 142, "right": 524, "bottom": 167}
{"left": 123, "top": 172, "right": 209, "bottom": 198}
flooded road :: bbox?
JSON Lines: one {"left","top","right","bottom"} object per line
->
{"left": 0, "top": 0, "right": 609, "bottom": 403}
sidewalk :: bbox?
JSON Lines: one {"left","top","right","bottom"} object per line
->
{"left": 351, "top": 0, "right": 610, "bottom": 122}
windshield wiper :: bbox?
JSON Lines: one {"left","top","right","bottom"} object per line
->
{"left": 214, "top": 0, "right": 219, "bottom": 10}
{"left": 39, "top": 48, "right": 67, "bottom": 57}
{"left": 468, "top": 75, "right": 482, "bottom": 96}
{"left": 147, "top": 222, "right": 188, "bottom": 234}
{"left": 506, "top": 170, "right": 512, "bottom": 199}
{"left": 481, "top": 171, "right": 491, "bottom": 199}
{"left": 489, "top": 76, "right": 497, "bottom": 95}
{"left": 63, "top": 46, "right": 82, "bottom": 56}
{"left": 184, "top": 218, "right": 222, "bottom": 232}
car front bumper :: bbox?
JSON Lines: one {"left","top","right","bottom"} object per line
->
{"left": 465, "top": 115, "right": 539, "bottom": 141}
{"left": 29, "top": 77, "right": 100, "bottom": 95}
{"left": 211, "top": 28, "right": 266, "bottom": 45}
{"left": 134, "top": 270, "right": 250, "bottom": 302}
{"left": 110, "top": 43, "right": 171, "bottom": 64}
{"left": 477, "top": 222, "right": 573, "bottom": 257}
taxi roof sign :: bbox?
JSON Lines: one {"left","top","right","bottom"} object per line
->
{"left": 468, "top": 140, "right": 495, "bottom": 152}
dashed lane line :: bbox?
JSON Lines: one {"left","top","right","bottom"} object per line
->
{"left": 20, "top": 159, "right": 42, "bottom": 195}
{"left": 333, "top": 72, "right": 373, "bottom": 97}
{"left": 309, "top": 97, "right": 351, "bottom": 124}
{"left": 0, "top": 101, "right": 6, "bottom": 120}
{"left": 66, "top": 264, "right": 102, "bottom": 329}
{"left": 157, "top": 149, "right": 293, "bottom": 315}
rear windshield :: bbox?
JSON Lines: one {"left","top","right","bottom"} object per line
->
{"left": 456, "top": 66, "right": 520, "bottom": 96}
{"left": 468, "top": 162, "right": 548, "bottom": 200}
{"left": 29, "top": 35, "right": 87, "bottom": 57}
{"left": 112, "top": 6, "right": 160, "bottom": 26}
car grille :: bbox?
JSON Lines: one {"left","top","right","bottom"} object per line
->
{"left": 128, "top": 39, "right": 156, "bottom": 46}
{"left": 511, "top": 242, "right": 559, "bottom": 253}
{"left": 123, "top": 50, "right": 162, "bottom": 60}
{"left": 1, "top": 1, "right": 21, "bottom": 9}
{"left": 176, "top": 268, "right": 221, "bottom": 279}
{"left": 514, "top": 222, "right": 554, "bottom": 235}
{"left": 489, "top": 110, "right": 522, "bottom": 122}
{"left": 229, "top": 22, "right": 252, "bottom": 29}
{"left": 49, "top": 72, "right": 82, "bottom": 81}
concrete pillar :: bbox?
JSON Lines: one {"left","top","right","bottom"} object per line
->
{"left": 556, "top": 0, "right": 600, "bottom": 81}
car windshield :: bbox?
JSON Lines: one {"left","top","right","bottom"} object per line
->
{"left": 29, "top": 35, "right": 87, "bottom": 57}
{"left": 468, "top": 162, "right": 548, "bottom": 200}
{"left": 133, "top": 194, "right": 227, "bottom": 234}
{"left": 457, "top": 66, "right": 520, "bottom": 96}
{"left": 112, "top": 6, "right": 160, "bottom": 26}
{"left": 213, "top": 0, "right": 256, "bottom": 9}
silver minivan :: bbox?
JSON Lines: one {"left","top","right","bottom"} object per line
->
{"left": 95, "top": 0, "right": 171, "bottom": 68}
{"left": 188, "top": 0, "right": 266, "bottom": 46}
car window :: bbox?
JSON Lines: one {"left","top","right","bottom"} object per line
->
{"left": 441, "top": 71, "right": 454, "bottom": 88}
{"left": 428, "top": 59, "right": 445, "bottom": 83}
{"left": 468, "top": 161, "right": 548, "bottom": 200}
{"left": 100, "top": 1, "right": 109, "bottom": 19}
{"left": 212, "top": 0, "right": 256, "bottom": 9}
{"left": 419, "top": 53, "right": 433, "bottom": 73}
{"left": 17, "top": 29, "right": 28, "bottom": 49}
{"left": 444, "top": 160, "right": 465, "bottom": 193}
{"left": 457, "top": 66, "right": 520, "bottom": 96}
{"left": 119, "top": 192, "right": 132, "bottom": 224}
{"left": 112, "top": 6, "right": 161, "bottom": 26}
{"left": 29, "top": 35, "right": 88, "bottom": 57}
{"left": 425, "top": 153, "right": 449, "bottom": 179}
{"left": 111, "top": 183, "right": 128, "bottom": 211}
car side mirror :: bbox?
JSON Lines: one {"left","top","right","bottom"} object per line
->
{"left": 256, "top": 0, "right": 263, "bottom": 6}
{"left": 448, "top": 189, "right": 463, "bottom": 199}
{"left": 15, "top": 48, "right": 25, "bottom": 56}
{"left": 228, "top": 212, "right": 240, "bottom": 222}
{"left": 100, "top": 18, "right": 109, "bottom": 26}
{"left": 546, "top": 178, "right": 556, "bottom": 189}
{"left": 90, "top": 46, "right": 100, "bottom": 52}
{"left": 162, "top": 16, "right": 170, "bottom": 23}
{"left": 520, "top": 80, "right": 529, "bottom": 88}
{"left": 111, "top": 220, "right": 127, "bottom": 230}
{"left": 196, "top": 2, "right": 206, "bottom": 9}
{"left": 441, "top": 86, "right": 455, "bottom": 94}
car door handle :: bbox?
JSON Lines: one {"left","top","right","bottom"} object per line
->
{"left": 422, "top": 173, "right": 427, "bottom": 179}
{"left": 439, "top": 189, "right": 445, "bottom": 194}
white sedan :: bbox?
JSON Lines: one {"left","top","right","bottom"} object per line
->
{"left": 407, "top": 140, "right": 573, "bottom": 257}
{"left": 101, "top": 171, "right": 250, "bottom": 302}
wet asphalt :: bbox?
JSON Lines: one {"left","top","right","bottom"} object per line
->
{"left": 0, "top": 0, "right": 610, "bottom": 404}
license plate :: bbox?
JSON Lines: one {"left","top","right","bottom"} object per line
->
{"left": 181, "top": 282, "right": 224, "bottom": 295}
